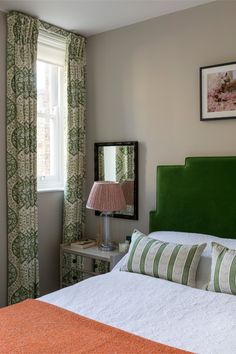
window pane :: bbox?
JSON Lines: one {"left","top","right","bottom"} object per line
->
{"left": 37, "top": 60, "right": 63, "bottom": 179}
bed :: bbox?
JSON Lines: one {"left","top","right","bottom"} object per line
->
{"left": 1, "top": 156, "right": 236, "bottom": 354}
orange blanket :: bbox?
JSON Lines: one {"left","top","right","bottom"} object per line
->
{"left": 0, "top": 299, "right": 191, "bottom": 354}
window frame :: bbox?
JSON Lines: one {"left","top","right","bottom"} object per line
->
{"left": 37, "top": 31, "right": 66, "bottom": 192}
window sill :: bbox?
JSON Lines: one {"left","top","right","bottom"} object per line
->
{"left": 38, "top": 188, "right": 64, "bottom": 193}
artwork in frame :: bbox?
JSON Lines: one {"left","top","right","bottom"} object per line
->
{"left": 200, "top": 62, "right": 236, "bottom": 120}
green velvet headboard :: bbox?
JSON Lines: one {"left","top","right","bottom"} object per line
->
{"left": 150, "top": 157, "right": 236, "bottom": 239}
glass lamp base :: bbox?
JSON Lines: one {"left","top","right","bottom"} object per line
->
{"left": 99, "top": 243, "right": 116, "bottom": 251}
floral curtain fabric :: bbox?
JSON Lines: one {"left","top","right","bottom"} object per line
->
{"left": 6, "top": 11, "right": 86, "bottom": 299}
{"left": 98, "top": 148, "right": 105, "bottom": 180}
{"left": 6, "top": 12, "right": 39, "bottom": 304}
{"left": 115, "top": 146, "right": 134, "bottom": 183}
{"left": 63, "top": 33, "right": 86, "bottom": 244}
{"left": 61, "top": 33, "right": 86, "bottom": 286}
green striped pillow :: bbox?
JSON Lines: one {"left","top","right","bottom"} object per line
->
{"left": 121, "top": 230, "right": 206, "bottom": 287}
{"left": 207, "top": 242, "right": 236, "bottom": 295}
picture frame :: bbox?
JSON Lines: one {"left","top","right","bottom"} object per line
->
{"left": 200, "top": 61, "right": 236, "bottom": 121}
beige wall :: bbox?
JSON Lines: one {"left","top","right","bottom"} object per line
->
{"left": 86, "top": 1, "right": 236, "bottom": 241}
{"left": 0, "top": 11, "right": 63, "bottom": 306}
{"left": 38, "top": 191, "right": 63, "bottom": 296}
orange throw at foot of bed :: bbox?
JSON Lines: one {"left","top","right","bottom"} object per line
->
{"left": 0, "top": 299, "right": 191, "bottom": 354}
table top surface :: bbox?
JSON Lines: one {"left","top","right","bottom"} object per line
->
{"left": 61, "top": 244, "right": 124, "bottom": 261}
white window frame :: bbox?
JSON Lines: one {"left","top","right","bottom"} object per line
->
{"left": 37, "top": 30, "right": 66, "bottom": 192}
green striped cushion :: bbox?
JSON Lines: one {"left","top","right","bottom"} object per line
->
{"left": 207, "top": 242, "right": 236, "bottom": 295}
{"left": 121, "top": 230, "right": 206, "bottom": 287}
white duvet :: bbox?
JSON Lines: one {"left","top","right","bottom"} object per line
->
{"left": 41, "top": 268, "right": 236, "bottom": 354}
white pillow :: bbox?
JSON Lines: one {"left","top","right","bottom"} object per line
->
{"left": 207, "top": 242, "right": 236, "bottom": 296}
{"left": 120, "top": 230, "right": 206, "bottom": 287}
{"left": 148, "top": 231, "right": 236, "bottom": 289}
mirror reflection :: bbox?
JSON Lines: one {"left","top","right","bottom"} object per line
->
{"left": 95, "top": 142, "right": 138, "bottom": 219}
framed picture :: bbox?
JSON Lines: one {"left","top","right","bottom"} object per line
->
{"left": 200, "top": 62, "right": 236, "bottom": 120}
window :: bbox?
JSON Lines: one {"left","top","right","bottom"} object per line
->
{"left": 37, "top": 31, "right": 66, "bottom": 190}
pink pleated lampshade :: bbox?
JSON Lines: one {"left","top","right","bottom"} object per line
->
{"left": 86, "top": 181, "right": 126, "bottom": 212}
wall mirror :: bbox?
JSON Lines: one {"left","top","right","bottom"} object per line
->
{"left": 94, "top": 141, "right": 138, "bottom": 220}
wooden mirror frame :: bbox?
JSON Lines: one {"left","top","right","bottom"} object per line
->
{"left": 94, "top": 141, "right": 138, "bottom": 220}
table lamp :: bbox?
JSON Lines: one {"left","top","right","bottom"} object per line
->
{"left": 86, "top": 181, "right": 126, "bottom": 251}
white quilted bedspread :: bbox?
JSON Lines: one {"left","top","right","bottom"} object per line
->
{"left": 40, "top": 270, "right": 236, "bottom": 354}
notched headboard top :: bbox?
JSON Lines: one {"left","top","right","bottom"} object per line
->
{"left": 150, "top": 156, "right": 236, "bottom": 239}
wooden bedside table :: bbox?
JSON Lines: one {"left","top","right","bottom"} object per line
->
{"left": 60, "top": 243, "right": 124, "bottom": 288}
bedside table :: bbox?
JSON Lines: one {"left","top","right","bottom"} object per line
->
{"left": 60, "top": 243, "right": 124, "bottom": 288}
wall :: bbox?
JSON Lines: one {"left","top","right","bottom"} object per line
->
{"left": 38, "top": 191, "right": 63, "bottom": 296}
{"left": 86, "top": 1, "right": 236, "bottom": 241}
{"left": 0, "top": 11, "right": 63, "bottom": 306}
{"left": 0, "top": 10, "right": 7, "bottom": 307}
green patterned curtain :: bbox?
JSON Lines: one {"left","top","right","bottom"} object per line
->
{"left": 63, "top": 33, "right": 86, "bottom": 243}
{"left": 116, "top": 146, "right": 134, "bottom": 183}
{"left": 6, "top": 12, "right": 39, "bottom": 304}
{"left": 98, "top": 147, "right": 105, "bottom": 180}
